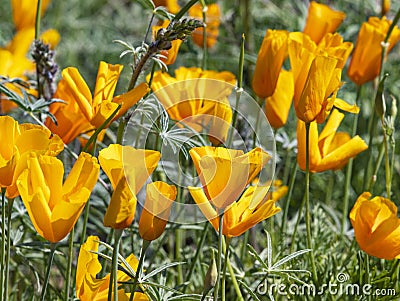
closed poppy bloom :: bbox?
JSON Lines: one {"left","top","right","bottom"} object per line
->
{"left": 150, "top": 67, "right": 236, "bottom": 144}
{"left": 16, "top": 152, "right": 99, "bottom": 242}
{"left": 76, "top": 236, "right": 148, "bottom": 301}
{"left": 188, "top": 146, "right": 270, "bottom": 210}
{"left": 264, "top": 69, "right": 294, "bottom": 128}
{"left": 189, "top": 3, "right": 220, "bottom": 48}
{"left": 0, "top": 116, "right": 64, "bottom": 197}
{"left": 139, "top": 181, "right": 177, "bottom": 241}
{"left": 303, "top": 1, "right": 346, "bottom": 44}
{"left": 98, "top": 144, "right": 161, "bottom": 229}
{"left": 12, "top": 0, "right": 51, "bottom": 30}
{"left": 252, "top": 29, "right": 289, "bottom": 98}
{"left": 350, "top": 192, "right": 400, "bottom": 260}
{"left": 190, "top": 181, "right": 285, "bottom": 237}
{"left": 61, "top": 61, "right": 149, "bottom": 129}
{"left": 347, "top": 16, "right": 400, "bottom": 86}
{"left": 297, "top": 109, "right": 368, "bottom": 173}
{"left": 288, "top": 32, "right": 356, "bottom": 123}
{"left": 152, "top": 20, "right": 182, "bottom": 65}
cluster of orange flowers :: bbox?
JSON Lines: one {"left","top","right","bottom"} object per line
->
{"left": 251, "top": 1, "right": 400, "bottom": 260}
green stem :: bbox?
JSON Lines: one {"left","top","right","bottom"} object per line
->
{"left": 222, "top": 238, "right": 244, "bottom": 301}
{"left": 183, "top": 222, "right": 209, "bottom": 293}
{"left": 305, "top": 123, "right": 318, "bottom": 284}
{"left": 80, "top": 200, "right": 91, "bottom": 245}
{"left": 221, "top": 237, "right": 231, "bottom": 301}
{"left": 366, "top": 254, "right": 371, "bottom": 301}
{"left": 227, "top": 34, "right": 245, "bottom": 147}
{"left": 173, "top": 0, "right": 199, "bottom": 21}
{"left": 289, "top": 194, "right": 305, "bottom": 253}
{"left": 341, "top": 86, "right": 361, "bottom": 234}
{"left": 363, "top": 107, "right": 377, "bottom": 191}
{"left": 4, "top": 198, "right": 14, "bottom": 301}
{"left": 35, "top": 0, "right": 42, "bottom": 39}
{"left": 200, "top": 0, "right": 207, "bottom": 70}
{"left": 1, "top": 188, "right": 6, "bottom": 301}
{"left": 82, "top": 104, "right": 121, "bottom": 153}
{"left": 381, "top": 117, "right": 391, "bottom": 197}
{"left": 108, "top": 229, "right": 123, "bottom": 301}
{"left": 40, "top": 243, "right": 57, "bottom": 301}
{"left": 367, "top": 142, "right": 385, "bottom": 192}
{"left": 64, "top": 228, "right": 74, "bottom": 301}
{"left": 281, "top": 162, "right": 298, "bottom": 235}
{"left": 239, "top": 231, "right": 248, "bottom": 262}
{"left": 213, "top": 211, "right": 224, "bottom": 301}
{"left": 129, "top": 240, "right": 150, "bottom": 301}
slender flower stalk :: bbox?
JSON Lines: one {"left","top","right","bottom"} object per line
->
{"left": 281, "top": 162, "right": 298, "bottom": 235}
{"left": 35, "top": 0, "right": 42, "bottom": 39}
{"left": 341, "top": 85, "right": 362, "bottom": 234}
{"left": 107, "top": 229, "right": 123, "bottom": 301}
{"left": 0, "top": 188, "right": 5, "bottom": 301}
{"left": 64, "top": 228, "right": 74, "bottom": 301}
{"left": 305, "top": 123, "right": 318, "bottom": 284}
{"left": 40, "top": 243, "right": 57, "bottom": 301}
{"left": 129, "top": 240, "right": 150, "bottom": 301}
{"left": 221, "top": 237, "right": 231, "bottom": 301}
{"left": 213, "top": 211, "right": 224, "bottom": 301}
{"left": 4, "top": 198, "right": 14, "bottom": 301}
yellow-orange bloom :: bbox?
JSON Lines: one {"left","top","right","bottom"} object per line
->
{"left": 350, "top": 192, "right": 400, "bottom": 260}
{"left": 152, "top": 20, "right": 182, "bottom": 65}
{"left": 139, "top": 181, "right": 177, "bottom": 241}
{"left": 190, "top": 181, "right": 285, "bottom": 237}
{"left": 382, "top": 0, "right": 391, "bottom": 16}
{"left": 188, "top": 146, "right": 270, "bottom": 210}
{"left": 98, "top": 144, "right": 161, "bottom": 229}
{"left": 297, "top": 109, "right": 368, "bottom": 173}
{"left": 76, "top": 236, "right": 148, "bottom": 301}
{"left": 45, "top": 77, "right": 94, "bottom": 144}
{"left": 153, "top": 0, "right": 180, "bottom": 14}
{"left": 16, "top": 152, "right": 99, "bottom": 243}
{"left": 11, "top": 0, "right": 51, "bottom": 30}
{"left": 288, "top": 32, "right": 355, "bottom": 123}
{"left": 150, "top": 67, "right": 236, "bottom": 145}
{"left": 347, "top": 16, "right": 400, "bottom": 86}
{"left": 189, "top": 3, "right": 220, "bottom": 48}
{"left": 264, "top": 69, "right": 294, "bottom": 128}
{"left": 0, "top": 116, "right": 64, "bottom": 198}
{"left": 61, "top": 61, "right": 149, "bottom": 129}
{"left": 252, "top": 29, "right": 289, "bottom": 98}
{"left": 303, "top": 1, "right": 346, "bottom": 44}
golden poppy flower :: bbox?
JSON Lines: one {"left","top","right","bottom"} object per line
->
{"left": 264, "top": 69, "right": 294, "bottom": 128}
{"left": 152, "top": 20, "right": 182, "bottom": 65}
{"left": 139, "top": 181, "right": 177, "bottom": 241}
{"left": 350, "top": 192, "right": 400, "bottom": 260}
{"left": 149, "top": 67, "right": 236, "bottom": 145}
{"left": 303, "top": 1, "right": 346, "bottom": 44}
{"left": 16, "top": 152, "right": 99, "bottom": 243}
{"left": 252, "top": 29, "right": 289, "bottom": 98}
{"left": 382, "top": 0, "right": 391, "bottom": 15}
{"left": 347, "top": 16, "right": 400, "bottom": 86}
{"left": 189, "top": 3, "right": 221, "bottom": 48}
{"left": 190, "top": 181, "right": 285, "bottom": 237}
{"left": 11, "top": 0, "right": 52, "bottom": 30}
{"left": 76, "top": 236, "right": 148, "bottom": 301}
{"left": 62, "top": 61, "right": 149, "bottom": 129}
{"left": 0, "top": 116, "right": 64, "bottom": 198}
{"left": 98, "top": 144, "right": 161, "bottom": 229}
{"left": 297, "top": 109, "right": 368, "bottom": 173}
{"left": 288, "top": 32, "right": 356, "bottom": 123}
{"left": 188, "top": 146, "right": 270, "bottom": 210}
{"left": 45, "top": 78, "right": 94, "bottom": 144}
